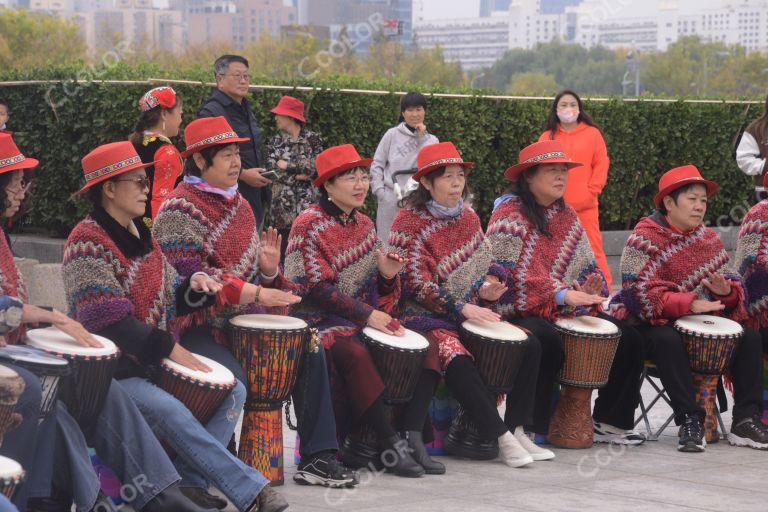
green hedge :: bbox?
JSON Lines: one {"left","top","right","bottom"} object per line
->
{"left": 0, "top": 74, "right": 759, "bottom": 235}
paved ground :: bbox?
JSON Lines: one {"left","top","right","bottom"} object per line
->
{"left": 207, "top": 381, "right": 768, "bottom": 512}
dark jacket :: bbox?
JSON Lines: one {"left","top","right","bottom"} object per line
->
{"left": 198, "top": 88, "right": 271, "bottom": 227}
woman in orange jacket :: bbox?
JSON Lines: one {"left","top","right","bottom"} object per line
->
{"left": 539, "top": 90, "right": 612, "bottom": 289}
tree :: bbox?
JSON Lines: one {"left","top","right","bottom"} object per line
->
{"left": 507, "top": 71, "right": 559, "bottom": 95}
{"left": 0, "top": 9, "right": 86, "bottom": 69}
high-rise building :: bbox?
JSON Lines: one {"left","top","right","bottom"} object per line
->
{"left": 480, "top": 0, "right": 511, "bottom": 17}
{"left": 540, "top": 0, "right": 581, "bottom": 15}
{"left": 186, "top": 0, "right": 296, "bottom": 47}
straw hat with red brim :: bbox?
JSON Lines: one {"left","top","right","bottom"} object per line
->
{"left": 271, "top": 95, "right": 306, "bottom": 123}
{"left": 503, "top": 140, "right": 582, "bottom": 182}
{"left": 654, "top": 165, "right": 719, "bottom": 207}
{"left": 412, "top": 142, "right": 473, "bottom": 182}
{"left": 0, "top": 133, "right": 39, "bottom": 175}
{"left": 313, "top": 144, "right": 372, "bottom": 187}
{"left": 74, "top": 141, "right": 152, "bottom": 196}
{"left": 181, "top": 116, "right": 250, "bottom": 158}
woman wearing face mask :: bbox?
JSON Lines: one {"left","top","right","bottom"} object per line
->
{"left": 130, "top": 86, "right": 184, "bottom": 221}
{"left": 370, "top": 92, "right": 439, "bottom": 239}
{"left": 539, "top": 90, "right": 612, "bottom": 289}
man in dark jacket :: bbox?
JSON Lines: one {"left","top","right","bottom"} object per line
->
{"left": 198, "top": 55, "right": 272, "bottom": 230}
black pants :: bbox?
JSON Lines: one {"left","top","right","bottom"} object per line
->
{"left": 278, "top": 228, "right": 291, "bottom": 265}
{"left": 444, "top": 332, "right": 541, "bottom": 439}
{"left": 513, "top": 314, "right": 644, "bottom": 434}
{"left": 637, "top": 323, "right": 764, "bottom": 425}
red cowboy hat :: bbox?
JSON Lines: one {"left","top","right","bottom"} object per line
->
{"left": 654, "top": 165, "right": 719, "bottom": 207}
{"left": 0, "top": 133, "right": 39, "bottom": 176}
{"left": 413, "top": 142, "right": 473, "bottom": 182}
{"left": 181, "top": 116, "right": 250, "bottom": 158}
{"left": 313, "top": 144, "right": 372, "bottom": 187}
{"left": 139, "top": 86, "right": 177, "bottom": 112}
{"left": 271, "top": 95, "right": 306, "bottom": 123}
{"left": 504, "top": 140, "right": 582, "bottom": 182}
{"left": 74, "top": 141, "right": 152, "bottom": 196}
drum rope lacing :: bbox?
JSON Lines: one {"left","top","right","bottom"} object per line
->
{"left": 284, "top": 328, "right": 319, "bottom": 432}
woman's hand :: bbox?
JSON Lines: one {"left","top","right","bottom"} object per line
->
{"left": 414, "top": 123, "right": 427, "bottom": 136}
{"left": 573, "top": 275, "right": 604, "bottom": 297}
{"left": 461, "top": 304, "right": 501, "bottom": 323}
{"left": 479, "top": 278, "right": 508, "bottom": 302}
{"left": 702, "top": 273, "right": 731, "bottom": 297}
{"left": 50, "top": 310, "right": 103, "bottom": 348}
{"left": 190, "top": 274, "right": 223, "bottom": 295}
{"left": 256, "top": 287, "right": 301, "bottom": 307}
{"left": 258, "top": 227, "right": 282, "bottom": 278}
{"left": 366, "top": 310, "right": 405, "bottom": 336}
{"left": 377, "top": 250, "right": 405, "bottom": 280}
{"left": 563, "top": 290, "right": 605, "bottom": 307}
{"left": 690, "top": 299, "right": 725, "bottom": 314}
{"left": 169, "top": 344, "right": 211, "bottom": 372}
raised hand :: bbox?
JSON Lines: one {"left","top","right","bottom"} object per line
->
{"left": 574, "top": 274, "right": 604, "bottom": 297}
{"left": 479, "top": 279, "right": 508, "bottom": 301}
{"left": 690, "top": 299, "right": 725, "bottom": 314}
{"left": 377, "top": 249, "right": 405, "bottom": 280}
{"left": 702, "top": 273, "right": 731, "bottom": 297}
{"left": 461, "top": 304, "right": 501, "bottom": 323}
{"left": 258, "top": 227, "right": 282, "bottom": 278}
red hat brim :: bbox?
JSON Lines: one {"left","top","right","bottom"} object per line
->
{"left": 72, "top": 160, "right": 153, "bottom": 196}
{"left": 313, "top": 158, "right": 373, "bottom": 187}
{"left": 504, "top": 159, "right": 582, "bottom": 182}
{"left": 181, "top": 136, "right": 251, "bottom": 158}
{"left": 412, "top": 161, "right": 474, "bottom": 182}
{"left": 0, "top": 157, "right": 40, "bottom": 176}
{"left": 271, "top": 106, "right": 306, "bottom": 123}
{"left": 654, "top": 177, "right": 719, "bottom": 207}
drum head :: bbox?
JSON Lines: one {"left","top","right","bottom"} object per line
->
{"left": 0, "top": 455, "right": 23, "bottom": 479}
{"left": 461, "top": 320, "right": 528, "bottom": 341}
{"left": 25, "top": 327, "right": 117, "bottom": 357}
{"left": 555, "top": 316, "right": 619, "bottom": 336}
{"left": 229, "top": 314, "right": 307, "bottom": 330}
{"left": 362, "top": 327, "right": 429, "bottom": 351}
{"left": 674, "top": 315, "right": 743, "bottom": 337}
{"left": 0, "top": 345, "right": 69, "bottom": 368}
{"left": 161, "top": 354, "right": 236, "bottom": 386}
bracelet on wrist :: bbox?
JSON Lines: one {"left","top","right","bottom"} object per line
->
{"left": 254, "top": 285, "right": 262, "bottom": 304}
{"left": 260, "top": 269, "right": 279, "bottom": 281}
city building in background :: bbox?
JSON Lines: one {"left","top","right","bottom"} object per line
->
{"left": 186, "top": 0, "right": 295, "bottom": 47}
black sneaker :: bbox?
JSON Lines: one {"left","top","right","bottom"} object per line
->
{"left": 294, "top": 452, "right": 358, "bottom": 488}
{"left": 678, "top": 413, "right": 706, "bottom": 453}
{"left": 727, "top": 416, "right": 768, "bottom": 450}
{"left": 180, "top": 487, "right": 228, "bottom": 510}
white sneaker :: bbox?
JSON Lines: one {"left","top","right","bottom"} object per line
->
{"left": 498, "top": 432, "right": 534, "bottom": 468}
{"left": 593, "top": 421, "right": 646, "bottom": 446}
{"left": 514, "top": 427, "right": 555, "bottom": 461}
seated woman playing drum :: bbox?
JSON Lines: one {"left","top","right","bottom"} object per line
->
{"left": 63, "top": 140, "right": 289, "bottom": 512}
{"left": 284, "top": 144, "right": 441, "bottom": 478}
{"left": 0, "top": 134, "right": 211, "bottom": 512}
{"left": 389, "top": 142, "right": 551, "bottom": 468}
{"left": 614, "top": 164, "right": 768, "bottom": 452}
{"left": 152, "top": 117, "right": 356, "bottom": 489}
{"left": 486, "top": 140, "right": 644, "bottom": 447}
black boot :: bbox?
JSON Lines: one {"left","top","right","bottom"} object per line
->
{"left": 403, "top": 430, "right": 446, "bottom": 475}
{"left": 140, "top": 483, "right": 218, "bottom": 512}
{"left": 28, "top": 487, "right": 73, "bottom": 512}
{"left": 381, "top": 435, "right": 425, "bottom": 478}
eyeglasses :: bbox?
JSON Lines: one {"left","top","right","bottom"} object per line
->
{"left": 7, "top": 180, "right": 30, "bottom": 196}
{"left": 221, "top": 73, "right": 249, "bottom": 82}
{"left": 113, "top": 176, "right": 151, "bottom": 190}
{"left": 337, "top": 174, "right": 371, "bottom": 185}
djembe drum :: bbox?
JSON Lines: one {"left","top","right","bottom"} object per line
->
{"left": 0, "top": 455, "right": 24, "bottom": 500}
{"left": 0, "top": 345, "right": 70, "bottom": 420}
{"left": 0, "top": 365, "right": 24, "bottom": 437}
{"left": 674, "top": 315, "right": 742, "bottom": 442}
{"left": 25, "top": 327, "right": 119, "bottom": 434}
{"left": 549, "top": 316, "right": 620, "bottom": 449}
{"left": 230, "top": 314, "right": 308, "bottom": 485}
{"left": 342, "top": 327, "right": 429, "bottom": 468}
{"left": 444, "top": 320, "right": 530, "bottom": 460}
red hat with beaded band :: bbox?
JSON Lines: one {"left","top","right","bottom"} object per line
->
{"left": 0, "top": 133, "right": 39, "bottom": 175}
{"left": 74, "top": 141, "right": 152, "bottom": 195}
{"left": 270, "top": 95, "right": 306, "bottom": 123}
{"left": 181, "top": 116, "right": 250, "bottom": 158}
{"left": 503, "top": 140, "right": 582, "bottom": 182}
{"left": 412, "top": 142, "right": 473, "bottom": 182}
{"left": 139, "top": 86, "right": 177, "bottom": 112}
{"left": 654, "top": 165, "right": 719, "bottom": 207}
{"left": 313, "top": 144, "right": 372, "bottom": 187}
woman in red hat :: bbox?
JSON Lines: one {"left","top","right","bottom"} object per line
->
{"left": 285, "top": 143, "right": 441, "bottom": 478}
{"left": 267, "top": 95, "right": 324, "bottom": 260}
{"left": 389, "top": 141, "right": 551, "bottom": 468}
{"left": 63, "top": 139, "right": 290, "bottom": 511}
{"left": 153, "top": 117, "right": 358, "bottom": 490}
{"left": 614, "top": 165, "right": 768, "bottom": 452}
{"left": 487, "top": 140, "right": 645, "bottom": 445}
{"left": 130, "top": 86, "right": 184, "bottom": 221}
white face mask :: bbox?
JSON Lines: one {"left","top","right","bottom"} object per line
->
{"left": 557, "top": 109, "right": 579, "bottom": 124}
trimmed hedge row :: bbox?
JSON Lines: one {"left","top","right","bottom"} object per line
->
{"left": 1, "top": 77, "right": 759, "bottom": 235}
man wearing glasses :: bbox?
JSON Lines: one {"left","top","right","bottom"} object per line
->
{"left": 199, "top": 55, "right": 272, "bottom": 230}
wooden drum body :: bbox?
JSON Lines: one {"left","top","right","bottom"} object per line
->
{"left": 0, "top": 365, "right": 24, "bottom": 438}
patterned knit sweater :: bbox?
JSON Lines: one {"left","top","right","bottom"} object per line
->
{"left": 486, "top": 196, "right": 605, "bottom": 321}
{"left": 153, "top": 182, "right": 290, "bottom": 340}
{"left": 284, "top": 200, "right": 399, "bottom": 348}
{"left": 0, "top": 228, "right": 26, "bottom": 345}
{"left": 733, "top": 200, "right": 768, "bottom": 329}
{"left": 612, "top": 211, "right": 747, "bottom": 325}
{"left": 388, "top": 205, "right": 505, "bottom": 332}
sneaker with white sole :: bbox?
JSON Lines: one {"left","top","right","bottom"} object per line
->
{"left": 727, "top": 416, "right": 768, "bottom": 450}
{"left": 294, "top": 452, "right": 358, "bottom": 488}
{"left": 513, "top": 427, "right": 555, "bottom": 461}
{"left": 593, "top": 421, "right": 646, "bottom": 446}
{"left": 678, "top": 413, "right": 706, "bottom": 452}
{"left": 498, "top": 432, "right": 534, "bottom": 468}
